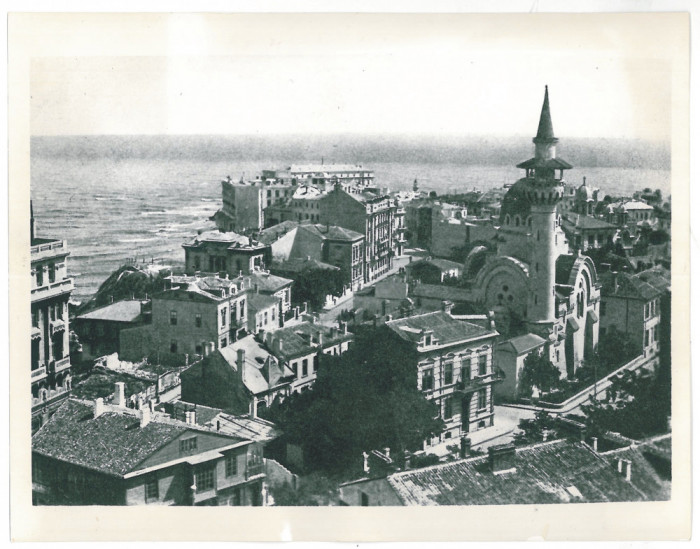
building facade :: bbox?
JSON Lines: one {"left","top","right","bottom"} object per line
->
{"left": 184, "top": 231, "right": 266, "bottom": 276}
{"left": 31, "top": 204, "right": 74, "bottom": 417}
{"left": 386, "top": 308, "right": 500, "bottom": 446}
{"left": 32, "top": 397, "right": 265, "bottom": 506}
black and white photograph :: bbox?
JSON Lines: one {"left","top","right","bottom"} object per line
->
{"left": 8, "top": 5, "right": 692, "bottom": 542}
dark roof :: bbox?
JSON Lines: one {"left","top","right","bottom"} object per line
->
{"left": 76, "top": 300, "right": 144, "bottom": 323}
{"left": 32, "top": 400, "right": 242, "bottom": 477}
{"left": 498, "top": 333, "right": 546, "bottom": 355}
{"left": 562, "top": 214, "right": 617, "bottom": 231}
{"left": 267, "top": 322, "right": 352, "bottom": 360}
{"left": 535, "top": 85, "right": 555, "bottom": 141}
{"left": 387, "top": 439, "right": 654, "bottom": 505}
{"left": 515, "top": 157, "right": 573, "bottom": 170}
{"left": 635, "top": 266, "right": 671, "bottom": 294}
{"left": 599, "top": 271, "right": 663, "bottom": 300}
{"left": 272, "top": 257, "right": 339, "bottom": 273}
{"left": 499, "top": 179, "right": 531, "bottom": 222}
{"left": 386, "top": 311, "right": 495, "bottom": 348}
{"left": 248, "top": 293, "right": 280, "bottom": 311}
{"left": 407, "top": 258, "right": 463, "bottom": 272}
{"left": 300, "top": 224, "right": 364, "bottom": 242}
{"left": 248, "top": 271, "right": 293, "bottom": 293}
{"left": 411, "top": 283, "right": 473, "bottom": 302}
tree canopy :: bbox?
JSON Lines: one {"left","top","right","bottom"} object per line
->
{"left": 266, "top": 326, "right": 444, "bottom": 474}
{"left": 519, "top": 351, "right": 561, "bottom": 397}
{"left": 289, "top": 266, "right": 346, "bottom": 310}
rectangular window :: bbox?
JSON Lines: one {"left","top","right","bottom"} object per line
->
{"left": 145, "top": 477, "right": 159, "bottom": 501}
{"left": 170, "top": 310, "right": 177, "bottom": 325}
{"left": 220, "top": 337, "right": 227, "bottom": 348}
{"left": 443, "top": 396, "right": 453, "bottom": 419}
{"left": 263, "top": 311, "right": 268, "bottom": 325}
{"left": 461, "top": 359, "right": 471, "bottom": 383}
{"left": 231, "top": 487, "right": 242, "bottom": 506}
{"left": 170, "top": 341, "right": 178, "bottom": 353}
{"left": 48, "top": 263, "right": 56, "bottom": 284}
{"left": 196, "top": 468, "right": 215, "bottom": 493}
{"left": 179, "top": 437, "right": 197, "bottom": 454}
{"left": 221, "top": 308, "right": 227, "bottom": 327}
{"left": 444, "top": 363, "right": 453, "bottom": 385}
{"left": 422, "top": 370, "right": 434, "bottom": 391}
{"left": 225, "top": 453, "right": 238, "bottom": 477}
{"left": 302, "top": 359, "right": 308, "bottom": 377}
{"left": 478, "top": 389, "right": 487, "bottom": 410}
{"left": 478, "top": 355, "right": 487, "bottom": 376}
{"left": 195, "top": 314, "right": 202, "bottom": 328}
{"left": 361, "top": 492, "right": 369, "bottom": 506}
{"left": 36, "top": 268, "right": 43, "bottom": 287}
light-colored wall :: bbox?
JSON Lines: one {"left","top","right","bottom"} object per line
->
{"left": 339, "top": 478, "right": 403, "bottom": 506}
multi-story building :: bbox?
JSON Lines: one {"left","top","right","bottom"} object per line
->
{"left": 213, "top": 174, "right": 296, "bottom": 232}
{"left": 573, "top": 177, "right": 602, "bottom": 215}
{"left": 247, "top": 293, "right": 282, "bottom": 334}
{"left": 606, "top": 200, "right": 657, "bottom": 229}
{"left": 561, "top": 214, "right": 618, "bottom": 252}
{"left": 32, "top": 395, "right": 265, "bottom": 506}
{"left": 120, "top": 275, "right": 250, "bottom": 362}
{"left": 598, "top": 270, "right": 663, "bottom": 363}
{"left": 264, "top": 222, "right": 365, "bottom": 289}
{"left": 247, "top": 270, "right": 294, "bottom": 314}
{"left": 263, "top": 320, "right": 354, "bottom": 393}
{"left": 385, "top": 306, "right": 500, "bottom": 446}
{"left": 290, "top": 163, "right": 374, "bottom": 190}
{"left": 319, "top": 186, "right": 397, "bottom": 283}
{"left": 183, "top": 230, "right": 266, "bottom": 276}
{"left": 30, "top": 203, "right": 74, "bottom": 417}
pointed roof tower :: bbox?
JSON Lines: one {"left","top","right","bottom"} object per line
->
{"left": 534, "top": 85, "right": 557, "bottom": 143}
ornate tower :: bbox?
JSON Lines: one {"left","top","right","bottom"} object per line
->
{"left": 517, "top": 86, "right": 572, "bottom": 328}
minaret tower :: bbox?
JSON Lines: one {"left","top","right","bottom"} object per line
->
{"left": 516, "top": 86, "right": 572, "bottom": 328}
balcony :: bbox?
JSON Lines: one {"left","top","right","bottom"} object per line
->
{"left": 30, "top": 239, "right": 67, "bottom": 261}
{"left": 53, "top": 356, "right": 71, "bottom": 373}
{"left": 31, "top": 363, "right": 47, "bottom": 381}
{"left": 32, "top": 278, "right": 74, "bottom": 302}
{"left": 246, "top": 461, "right": 265, "bottom": 479}
{"left": 453, "top": 373, "right": 496, "bottom": 394}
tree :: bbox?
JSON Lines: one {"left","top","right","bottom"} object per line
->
{"left": 519, "top": 352, "right": 561, "bottom": 397}
{"left": 268, "top": 473, "right": 339, "bottom": 506}
{"left": 267, "top": 326, "right": 444, "bottom": 474}
{"left": 290, "top": 267, "right": 346, "bottom": 310}
{"left": 596, "top": 327, "right": 638, "bottom": 371}
{"left": 581, "top": 367, "right": 671, "bottom": 440}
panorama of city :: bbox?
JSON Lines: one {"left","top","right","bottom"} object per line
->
{"left": 30, "top": 87, "right": 672, "bottom": 507}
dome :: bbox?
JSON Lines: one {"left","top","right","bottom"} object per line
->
{"left": 577, "top": 183, "right": 597, "bottom": 201}
{"left": 499, "top": 179, "right": 532, "bottom": 224}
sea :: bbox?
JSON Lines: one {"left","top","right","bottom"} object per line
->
{"left": 30, "top": 135, "right": 671, "bottom": 304}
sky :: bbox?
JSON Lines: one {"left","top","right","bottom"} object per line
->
{"left": 29, "top": 13, "right": 678, "bottom": 141}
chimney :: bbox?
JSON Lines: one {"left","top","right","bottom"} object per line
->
{"left": 339, "top": 320, "right": 348, "bottom": 335}
{"left": 591, "top": 437, "right": 598, "bottom": 452}
{"left": 140, "top": 407, "right": 151, "bottom": 428}
{"left": 403, "top": 450, "right": 412, "bottom": 470}
{"left": 624, "top": 460, "right": 632, "bottom": 482}
{"left": 611, "top": 271, "right": 619, "bottom": 293}
{"left": 386, "top": 314, "right": 393, "bottom": 322}
{"left": 114, "top": 382, "right": 126, "bottom": 407}
{"left": 330, "top": 326, "right": 337, "bottom": 339}
{"left": 488, "top": 443, "right": 516, "bottom": 475}
{"left": 488, "top": 311, "right": 496, "bottom": 330}
{"left": 237, "top": 348, "right": 246, "bottom": 383}
{"left": 250, "top": 399, "right": 258, "bottom": 419}
{"left": 317, "top": 331, "right": 324, "bottom": 348}
{"left": 294, "top": 306, "right": 300, "bottom": 320}
{"left": 441, "top": 300, "right": 454, "bottom": 314}
{"left": 460, "top": 435, "right": 471, "bottom": 458}
{"left": 384, "top": 447, "right": 391, "bottom": 460}
{"left": 362, "top": 451, "right": 370, "bottom": 474}
{"left": 94, "top": 398, "right": 105, "bottom": 418}
{"left": 303, "top": 302, "right": 309, "bottom": 314}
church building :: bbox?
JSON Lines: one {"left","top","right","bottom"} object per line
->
{"left": 465, "top": 87, "right": 601, "bottom": 381}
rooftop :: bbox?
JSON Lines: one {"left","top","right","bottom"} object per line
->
{"left": 185, "top": 230, "right": 265, "bottom": 250}
{"left": 386, "top": 439, "right": 654, "bottom": 505}
{"left": 248, "top": 271, "right": 294, "bottom": 293}
{"left": 498, "top": 333, "right": 546, "bottom": 355}
{"left": 411, "top": 283, "right": 474, "bottom": 302}
{"left": 599, "top": 271, "right": 663, "bottom": 301}
{"left": 562, "top": 214, "right": 617, "bottom": 231}
{"left": 386, "top": 311, "right": 495, "bottom": 349}
{"left": 32, "top": 399, "right": 242, "bottom": 477}
{"left": 291, "top": 164, "right": 372, "bottom": 174}
{"left": 219, "top": 336, "right": 295, "bottom": 395}
{"left": 248, "top": 292, "right": 281, "bottom": 312}
{"left": 407, "top": 258, "right": 464, "bottom": 272}
{"left": 272, "top": 257, "right": 340, "bottom": 273}
{"left": 76, "top": 300, "right": 145, "bottom": 323}
{"left": 266, "top": 321, "right": 352, "bottom": 359}
{"left": 300, "top": 223, "right": 364, "bottom": 242}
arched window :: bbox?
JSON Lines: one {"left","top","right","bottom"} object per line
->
{"left": 515, "top": 216, "right": 520, "bottom": 227}
{"left": 505, "top": 215, "right": 511, "bottom": 226}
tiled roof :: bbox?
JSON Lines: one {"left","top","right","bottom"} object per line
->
{"left": 272, "top": 257, "right": 339, "bottom": 273}
{"left": 498, "top": 333, "right": 546, "bottom": 355}
{"left": 266, "top": 321, "right": 352, "bottom": 360}
{"left": 635, "top": 266, "right": 671, "bottom": 293}
{"left": 257, "top": 221, "right": 302, "bottom": 244}
{"left": 563, "top": 214, "right": 616, "bottom": 231}
{"left": 205, "top": 413, "right": 280, "bottom": 443}
{"left": 248, "top": 292, "right": 280, "bottom": 312}
{"left": 386, "top": 311, "right": 494, "bottom": 348}
{"left": 599, "top": 271, "right": 662, "bottom": 300}
{"left": 219, "top": 336, "right": 295, "bottom": 395}
{"left": 300, "top": 224, "right": 364, "bottom": 242}
{"left": 248, "top": 271, "right": 293, "bottom": 293}
{"left": 387, "top": 439, "right": 653, "bottom": 505}
{"left": 411, "top": 283, "right": 473, "bottom": 302}
{"left": 408, "top": 258, "right": 464, "bottom": 272}
{"left": 187, "top": 230, "right": 254, "bottom": 246}
{"left": 32, "top": 400, "right": 242, "bottom": 477}
{"left": 77, "top": 300, "right": 145, "bottom": 323}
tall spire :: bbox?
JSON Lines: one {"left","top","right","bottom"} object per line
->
{"left": 534, "top": 85, "right": 556, "bottom": 143}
